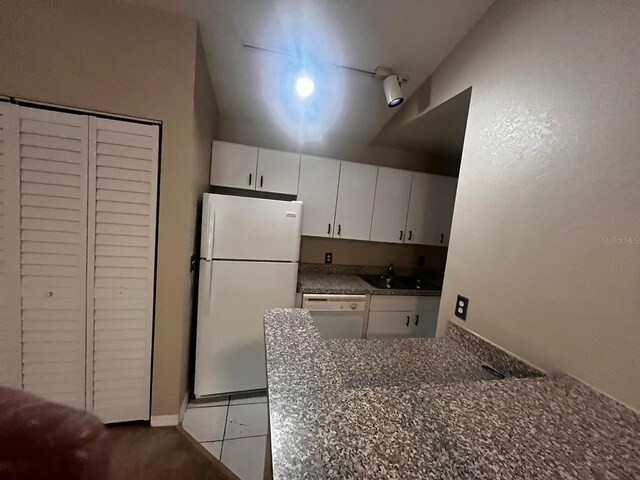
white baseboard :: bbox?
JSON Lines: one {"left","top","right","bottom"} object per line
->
{"left": 150, "top": 414, "right": 179, "bottom": 427}
{"left": 179, "top": 390, "right": 190, "bottom": 422}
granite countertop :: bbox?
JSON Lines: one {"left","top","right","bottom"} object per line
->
{"left": 326, "top": 337, "right": 500, "bottom": 388}
{"left": 265, "top": 308, "right": 640, "bottom": 479}
{"left": 297, "top": 272, "right": 442, "bottom": 296}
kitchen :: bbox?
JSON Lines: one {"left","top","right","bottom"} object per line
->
{"left": 1, "top": 1, "right": 639, "bottom": 480}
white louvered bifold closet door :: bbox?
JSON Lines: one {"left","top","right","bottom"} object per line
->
{"left": 17, "top": 106, "right": 89, "bottom": 409}
{"left": 0, "top": 103, "right": 22, "bottom": 389}
{"left": 87, "top": 117, "right": 158, "bottom": 423}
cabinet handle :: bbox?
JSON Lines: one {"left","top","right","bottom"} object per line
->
{"left": 260, "top": 175, "right": 264, "bottom": 187}
{"left": 440, "top": 233, "right": 444, "bottom": 244}
{"left": 337, "top": 224, "right": 341, "bottom": 236}
{"left": 327, "top": 223, "right": 331, "bottom": 235}
{"left": 414, "top": 315, "right": 419, "bottom": 326}
{"left": 406, "top": 315, "right": 410, "bottom": 327}
{"left": 399, "top": 230, "right": 403, "bottom": 240}
{"left": 408, "top": 230, "right": 412, "bottom": 241}
{"left": 249, "top": 173, "right": 252, "bottom": 185}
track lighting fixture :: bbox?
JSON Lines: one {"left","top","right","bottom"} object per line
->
{"left": 382, "top": 74, "right": 404, "bottom": 107}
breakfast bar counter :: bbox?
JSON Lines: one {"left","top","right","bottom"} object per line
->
{"left": 264, "top": 308, "right": 640, "bottom": 479}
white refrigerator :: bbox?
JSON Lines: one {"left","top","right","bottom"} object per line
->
{"left": 194, "top": 193, "right": 302, "bottom": 397}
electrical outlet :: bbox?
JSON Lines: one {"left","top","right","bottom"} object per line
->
{"left": 324, "top": 252, "right": 333, "bottom": 264}
{"left": 455, "top": 295, "right": 469, "bottom": 320}
{"left": 417, "top": 256, "right": 425, "bottom": 267}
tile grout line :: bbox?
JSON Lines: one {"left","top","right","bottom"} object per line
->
{"left": 222, "top": 433, "right": 268, "bottom": 442}
{"left": 219, "top": 398, "right": 231, "bottom": 460}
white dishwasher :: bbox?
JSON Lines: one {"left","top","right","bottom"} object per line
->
{"left": 302, "top": 294, "right": 367, "bottom": 339}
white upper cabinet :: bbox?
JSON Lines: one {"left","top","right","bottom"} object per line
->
{"left": 334, "top": 162, "right": 378, "bottom": 241}
{"left": 370, "top": 167, "right": 413, "bottom": 243}
{"left": 297, "top": 155, "right": 341, "bottom": 237}
{"left": 209, "top": 140, "right": 458, "bottom": 246}
{"left": 405, "top": 172, "right": 441, "bottom": 245}
{"left": 210, "top": 141, "right": 258, "bottom": 190}
{"left": 256, "top": 148, "right": 301, "bottom": 195}
{"left": 437, "top": 176, "right": 458, "bottom": 246}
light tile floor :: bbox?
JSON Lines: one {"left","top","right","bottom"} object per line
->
{"left": 183, "top": 392, "right": 268, "bottom": 480}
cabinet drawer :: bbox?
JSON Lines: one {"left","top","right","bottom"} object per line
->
{"left": 370, "top": 295, "right": 421, "bottom": 312}
{"left": 370, "top": 295, "right": 441, "bottom": 312}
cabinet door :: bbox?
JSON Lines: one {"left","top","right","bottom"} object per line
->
{"left": 0, "top": 103, "right": 21, "bottom": 389}
{"left": 334, "top": 162, "right": 378, "bottom": 241}
{"left": 298, "top": 155, "right": 340, "bottom": 237}
{"left": 88, "top": 117, "right": 158, "bottom": 423}
{"left": 256, "top": 148, "right": 301, "bottom": 195}
{"left": 413, "top": 297, "right": 441, "bottom": 338}
{"left": 370, "top": 167, "right": 412, "bottom": 243}
{"left": 16, "top": 107, "right": 89, "bottom": 410}
{"left": 210, "top": 141, "right": 258, "bottom": 190}
{"left": 405, "top": 172, "right": 441, "bottom": 245}
{"left": 437, "top": 177, "right": 458, "bottom": 246}
{"left": 366, "top": 311, "right": 413, "bottom": 338}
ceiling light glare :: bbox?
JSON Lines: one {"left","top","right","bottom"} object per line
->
{"left": 295, "top": 76, "right": 315, "bottom": 97}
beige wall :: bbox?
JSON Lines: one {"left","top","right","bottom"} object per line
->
{"left": 0, "top": 0, "right": 218, "bottom": 416}
{"left": 182, "top": 34, "right": 219, "bottom": 406}
{"left": 300, "top": 237, "right": 447, "bottom": 269}
{"left": 406, "top": 1, "right": 640, "bottom": 410}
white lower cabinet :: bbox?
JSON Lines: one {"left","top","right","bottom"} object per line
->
{"left": 366, "top": 295, "right": 440, "bottom": 339}
{"left": 367, "top": 311, "right": 414, "bottom": 338}
{"left": 414, "top": 297, "right": 440, "bottom": 338}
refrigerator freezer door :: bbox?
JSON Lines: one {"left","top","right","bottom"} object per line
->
{"left": 194, "top": 260, "right": 298, "bottom": 397}
{"left": 209, "top": 194, "right": 302, "bottom": 262}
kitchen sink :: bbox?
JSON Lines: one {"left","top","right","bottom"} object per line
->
{"left": 359, "top": 274, "right": 441, "bottom": 291}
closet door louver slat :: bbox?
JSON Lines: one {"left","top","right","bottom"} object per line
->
{"left": 18, "top": 107, "right": 88, "bottom": 409}
{"left": 88, "top": 117, "right": 158, "bottom": 423}
{"left": 0, "top": 104, "right": 22, "bottom": 389}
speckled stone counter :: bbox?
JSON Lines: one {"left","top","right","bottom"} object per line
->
{"left": 265, "top": 308, "right": 640, "bottom": 479}
{"left": 297, "top": 272, "right": 441, "bottom": 296}
{"left": 326, "top": 337, "right": 500, "bottom": 388}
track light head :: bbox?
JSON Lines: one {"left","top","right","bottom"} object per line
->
{"left": 383, "top": 74, "right": 404, "bottom": 107}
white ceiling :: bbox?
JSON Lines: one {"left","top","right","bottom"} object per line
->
{"left": 123, "top": 0, "right": 492, "bottom": 147}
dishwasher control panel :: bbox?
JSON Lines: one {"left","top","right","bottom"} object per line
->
{"left": 302, "top": 294, "right": 366, "bottom": 312}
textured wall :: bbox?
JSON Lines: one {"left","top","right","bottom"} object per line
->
{"left": 407, "top": 0, "right": 640, "bottom": 410}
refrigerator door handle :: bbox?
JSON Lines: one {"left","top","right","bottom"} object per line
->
{"left": 201, "top": 261, "right": 213, "bottom": 315}
{"left": 201, "top": 194, "right": 215, "bottom": 260}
